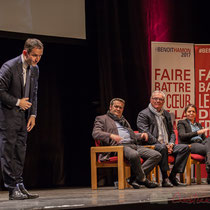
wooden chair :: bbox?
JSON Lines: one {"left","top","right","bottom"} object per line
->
{"left": 90, "top": 140, "right": 155, "bottom": 190}
{"left": 91, "top": 145, "right": 128, "bottom": 189}
{"left": 189, "top": 154, "right": 205, "bottom": 184}
{"left": 154, "top": 153, "right": 191, "bottom": 185}
{"left": 175, "top": 130, "right": 206, "bottom": 185}
{"left": 154, "top": 130, "right": 191, "bottom": 185}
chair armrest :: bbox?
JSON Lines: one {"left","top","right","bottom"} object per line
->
{"left": 91, "top": 146, "right": 124, "bottom": 153}
{"left": 143, "top": 145, "right": 155, "bottom": 149}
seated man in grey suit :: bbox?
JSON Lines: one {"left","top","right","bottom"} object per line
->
{"left": 92, "top": 98, "right": 161, "bottom": 189}
{"left": 137, "top": 91, "right": 190, "bottom": 187}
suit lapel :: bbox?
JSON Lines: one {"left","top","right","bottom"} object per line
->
{"left": 185, "top": 119, "right": 193, "bottom": 132}
{"left": 17, "top": 58, "right": 24, "bottom": 97}
{"left": 107, "top": 115, "right": 119, "bottom": 135}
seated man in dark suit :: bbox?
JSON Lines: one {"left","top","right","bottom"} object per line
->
{"left": 137, "top": 91, "right": 190, "bottom": 187}
{"left": 92, "top": 98, "right": 161, "bottom": 189}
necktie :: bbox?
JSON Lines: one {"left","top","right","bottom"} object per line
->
{"left": 24, "top": 66, "right": 31, "bottom": 98}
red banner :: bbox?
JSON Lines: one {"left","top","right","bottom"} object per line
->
{"left": 151, "top": 42, "right": 195, "bottom": 128}
{"left": 152, "top": 42, "right": 210, "bottom": 179}
{"left": 194, "top": 45, "right": 210, "bottom": 178}
{"left": 194, "top": 45, "right": 210, "bottom": 137}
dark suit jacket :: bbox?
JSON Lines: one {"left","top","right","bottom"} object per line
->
{"left": 137, "top": 107, "right": 175, "bottom": 145}
{"left": 0, "top": 55, "right": 39, "bottom": 127}
{"left": 92, "top": 114, "right": 144, "bottom": 161}
{"left": 177, "top": 119, "right": 206, "bottom": 144}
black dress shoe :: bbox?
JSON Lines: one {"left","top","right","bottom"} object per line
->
{"left": 9, "top": 187, "right": 27, "bottom": 200}
{"left": 17, "top": 183, "right": 39, "bottom": 199}
{"left": 162, "top": 178, "right": 173, "bottom": 187}
{"left": 169, "top": 177, "right": 187, "bottom": 187}
{"left": 138, "top": 179, "right": 159, "bottom": 188}
{"left": 126, "top": 178, "right": 141, "bottom": 189}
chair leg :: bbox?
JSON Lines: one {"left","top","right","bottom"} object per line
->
{"left": 180, "top": 173, "right": 185, "bottom": 183}
{"left": 147, "top": 170, "right": 152, "bottom": 181}
{"left": 91, "top": 148, "right": 97, "bottom": 190}
{"left": 125, "top": 166, "right": 131, "bottom": 188}
{"left": 155, "top": 166, "right": 160, "bottom": 184}
{"left": 117, "top": 149, "right": 125, "bottom": 189}
{"left": 186, "top": 155, "right": 191, "bottom": 185}
{"left": 196, "top": 164, "right": 201, "bottom": 184}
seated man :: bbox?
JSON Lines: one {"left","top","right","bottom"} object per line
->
{"left": 92, "top": 98, "right": 161, "bottom": 189}
{"left": 137, "top": 91, "right": 190, "bottom": 187}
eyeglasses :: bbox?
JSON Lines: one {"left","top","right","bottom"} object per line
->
{"left": 152, "top": 97, "right": 164, "bottom": 102}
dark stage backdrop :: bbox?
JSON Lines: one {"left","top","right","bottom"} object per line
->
{"left": 0, "top": 35, "right": 99, "bottom": 188}
{"left": 0, "top": 0, "right": 210, "bottom": 188}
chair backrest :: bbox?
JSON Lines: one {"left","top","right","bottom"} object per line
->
{"left": 174, "top": 129, "right": 178, "bottom": 144}
{"left": 95, "top": 139, "right": 100, "bottom": 147}
{"left": 170, "top": 112, "right": 177, "bottom": 130}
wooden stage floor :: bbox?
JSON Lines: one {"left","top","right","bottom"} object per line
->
{"left": 0, "top": 184, "right": 210, "bottom": 210}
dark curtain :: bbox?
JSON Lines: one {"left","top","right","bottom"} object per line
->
{"left": 89, "top": 0, "right": 150, "bottom": 128}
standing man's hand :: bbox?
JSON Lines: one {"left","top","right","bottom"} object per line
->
{"left": 27, "top": 116, "right": 36, "bottom": 132}
{"left": 19, "top": 98, "right": 32, "bottom": 110}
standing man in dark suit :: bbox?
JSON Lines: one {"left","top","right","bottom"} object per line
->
{"left": 92, "top": 98, "right": 161, "bottom": 189}
{"left": 0, "top": 38, "right": 43, "bottom": 200}
{"left": 137, "top": 90, "right": 190, "bottom": 187}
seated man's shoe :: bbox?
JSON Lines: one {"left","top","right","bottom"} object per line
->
{"left": 9, "top": 187, "right": 27, "bottom": 200}
{"left": 17, "top": 183, "right": 39, "bottom": 199}
{"left": 138, "top": 179, "right": 158, "bottom": 188}
{"left": 162, "top": 178, "right": 173, "bottom": 187}
{"left": 126, "top": 178, "right": 141, "bottom": 189}
{"left": 169, "top": 177, "right": 187, "bottom": 187}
